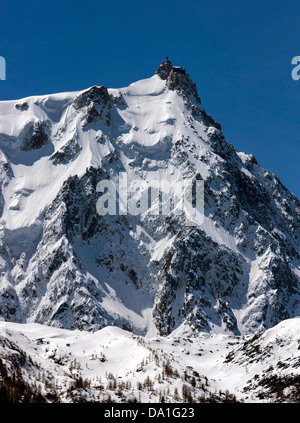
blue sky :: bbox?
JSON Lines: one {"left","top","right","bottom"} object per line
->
{"left": 0, "top": 0, "right": 299, "bottom": 198}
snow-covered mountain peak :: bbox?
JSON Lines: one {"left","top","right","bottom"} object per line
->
{"left": 156, "top": 57, "right": 202, "bottom": 105}
{"left": 0, "top": 62, "right": 298, "bottom": 341}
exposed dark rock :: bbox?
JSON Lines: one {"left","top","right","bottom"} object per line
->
{"left": 156, "top": 59, "right": 173, "bottom": 80}
{"left": 73, "top": 86, "right": 112, "bottom": 127}
{"left": 51, "top": 138, "right": 82, "bottom": 165}
{"left": 73, "top": 85, "right": 110, "bottom": 110}
{"left": 15, "top": 102, "right": 29, "bottom": 111}
{"left": 21, "top": 121, "right": 51, "bottom": 151}
{"left": 166, "top": 69, "right": 201, "bottom": 104}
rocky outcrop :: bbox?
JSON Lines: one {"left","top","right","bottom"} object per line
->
{"left": 21, "top": 121, "right": 51, "bottom": 151}
{"left": 15, "top": 102, "right": 28, "bottom": 111}
{"left": 51, "top": 138, "right": 82, "bottom": 165}
{"left": 73, "top": 85, "right": 110, "bottom": 110}
{"left": 156, "top": 59, "right": 173, "bottom": 80}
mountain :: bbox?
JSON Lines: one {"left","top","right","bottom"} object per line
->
{"left": 0, "top": 58, "right": 299, "bottom": 403}
{"left": 0, "top": 58, "right": 299, "bottom": 339}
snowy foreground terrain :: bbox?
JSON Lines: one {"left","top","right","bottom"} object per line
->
{"left": 0, "top": 58, "right": 299, "bottom": 402}
{"left": 0, "top": 319, "right": 299, "bottom": 403}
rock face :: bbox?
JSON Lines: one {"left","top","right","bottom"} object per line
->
{"left": 0, "top": 60, "right": 299, "bottom": 337}
{"left": 21, "top": 121, "right": 51, "bottom": 151}
{"left": 156, "top": 58, "right": 173, "bottom": 80}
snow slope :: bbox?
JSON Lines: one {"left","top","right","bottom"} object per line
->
{"left": 0, "top": 318, "right": 299, "bottom": 403}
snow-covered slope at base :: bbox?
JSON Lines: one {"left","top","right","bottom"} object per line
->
{"left": 0, "top": 59, "right": 299, "bottom": 338}
{"left": 0, "top": 319, "right": 299, "bottom": 403}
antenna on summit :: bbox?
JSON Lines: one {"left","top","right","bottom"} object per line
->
{"left": 166, "top": 53, "right": 170, "bottom": 62}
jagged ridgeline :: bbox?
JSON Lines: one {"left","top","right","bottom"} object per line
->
{"left": 0, "top": 58, "right": 299, "bottom": 337}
